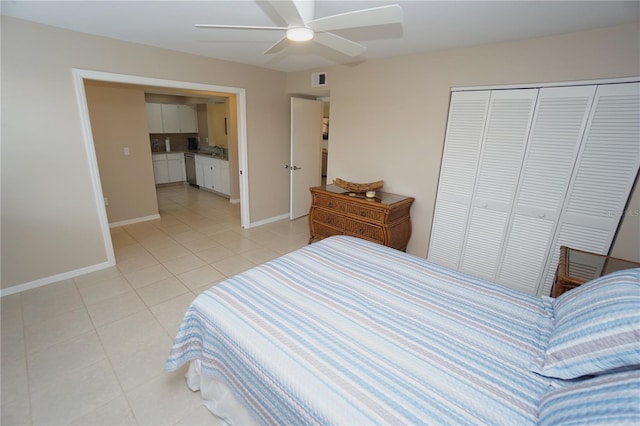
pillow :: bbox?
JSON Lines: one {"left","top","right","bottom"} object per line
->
{"left": 530, "top": 268, "right": 640, "bottom": 379}
{"left": 538, "top": 369, "right": 640, "bottom": 426}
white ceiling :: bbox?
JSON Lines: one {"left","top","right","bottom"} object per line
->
{"left": 2, "top": 1, "right": 639, "bottom": 73}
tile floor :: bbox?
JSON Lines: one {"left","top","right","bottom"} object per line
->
{"left": 1, "top": 184, "right": 310, "bottom": 425}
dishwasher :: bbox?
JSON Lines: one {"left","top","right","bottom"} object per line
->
{"left": 184, "top": 153, "right": 197, "bottom": 186}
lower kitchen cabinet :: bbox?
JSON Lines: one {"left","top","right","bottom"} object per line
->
{"left": 153, "top": 153, "right": 186, "bottom": 184}
{"left": 194, "top": 154, "right": 230, "bottom": 196}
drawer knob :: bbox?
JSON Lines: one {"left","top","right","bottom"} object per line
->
{"left": 359, "top": 228, "right": 364, "bottom": 234}
{"left": 328, "top": 202, "right": 333, "bottom": 208}
{"left": 361, "top": 211, "right": 366, "bottom": 216}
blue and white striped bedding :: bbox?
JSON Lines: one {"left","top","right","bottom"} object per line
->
{"left": 166, "top": 236, "right": 562, "bottom": 425}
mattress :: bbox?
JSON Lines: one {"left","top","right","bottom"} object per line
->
{"left": 166, "top": 235, "right": 561, "bottom": 425}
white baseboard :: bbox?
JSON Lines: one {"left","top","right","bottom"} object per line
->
{"left": 0, "top": 260, "right": 116, "bottom": 297}
{"left": 250, "top": 213, "right": 290, "bottom": 228}
{"left": 109, "top": 214, "right": 161, "bottom": 228}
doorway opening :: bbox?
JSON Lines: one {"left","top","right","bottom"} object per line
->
{"left": 72, "top": 69, "right": 250, "bottom": 265}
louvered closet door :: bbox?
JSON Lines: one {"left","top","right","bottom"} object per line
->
{"left": 428, "top": 91, "right": 490, "bottom": 268}
{"left": 496, "top": 86, "right": 597, "bottom": 294}
{"left": 459, "top": 89, "right": 538, "bottom": 280}
{"left": 540, "top": 82, "right": 640, "bottom": 296}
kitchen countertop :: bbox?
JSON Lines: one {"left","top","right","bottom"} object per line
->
{"left": 152, "top": 150, "right": 228, "bottom": 161}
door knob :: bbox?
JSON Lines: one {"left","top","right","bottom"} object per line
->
{"left": 292, "top": 166, "right": 302, "bottom": 170}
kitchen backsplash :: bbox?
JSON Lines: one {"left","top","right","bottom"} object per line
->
{"left": 149, "top": 133, "right": 198, "bottom": 152}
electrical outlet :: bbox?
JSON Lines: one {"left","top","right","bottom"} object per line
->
{"left": 104, "top": 197, "right": 109, "bottom": 206}
{"left": 123, "top": 147, "right": 130, "bottom": 156}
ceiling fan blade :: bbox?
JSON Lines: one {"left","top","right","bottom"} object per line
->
{"left": 195, "top": 24, "right": 287, "bottom": 30}
{"left": 265, "top": 0, "right": 312, "bottom": 27}
{"left": 263, "top": 36, "right": 291, "bottom": 55}
{"left": 313, "top": 32, "right": 366, "bottom": 57}
{"left": 307, "top": 4, "right": 403, "bottom": 32}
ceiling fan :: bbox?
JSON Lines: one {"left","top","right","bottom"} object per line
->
{"left": 195, "top": 0, "right": 403, "bottom": 57}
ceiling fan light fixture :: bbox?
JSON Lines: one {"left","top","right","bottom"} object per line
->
{"left": 286, "top": 27, "right": 314, "bottom": 42}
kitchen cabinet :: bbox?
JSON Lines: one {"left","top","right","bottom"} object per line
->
{"left": 153, "top": 153, "right": 185, "bottom": 184}
{"left": 145, "top": 103, "right": 164, "bottom": 133}
{"left": 194, "top": 154, "right": 230, "bottom": 196}
{"left": 145, "top": 103, "right": 198, "bottom": 133}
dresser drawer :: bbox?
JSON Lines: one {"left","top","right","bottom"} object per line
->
{"left": 313, "top": 209, "right": 346, "bottom": 229}
{"left": 345, "top": 219, "right": 385, "bottom": 242}
{"left": 314, "top": 194, "right": 346, "bottom": 212}
{"left": 346, "top": 203, "right": 385, "bottom": 223}
{"left": 312, "top": 222, "right": 344, "bottom": 239}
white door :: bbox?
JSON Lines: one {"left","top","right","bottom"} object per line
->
{"left": 290, "top": 97, "right": 323, "bottom": 220}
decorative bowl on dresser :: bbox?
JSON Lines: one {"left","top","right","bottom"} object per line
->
{"left": 308, "top": 185, "right": 414, "bottom": 251}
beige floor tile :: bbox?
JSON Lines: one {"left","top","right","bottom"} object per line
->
{"left": 25, "top": 308, "right": 94, "bottom": 355}
{"left": 222, "top": 237, "right": 263, "bottom": 254}
{"left": 85, "top": 290, "right": 147, "bottom": 328}
{"left": 124, "top": 263, "right": 173, "bottom": 289}
{"left": 174, "top": 403, "right": 223, "bottom": 425}
{"left": 137, "top": 233, "right": 178, "bottom": 251}
{"left": 241, "top": 247, "right": 282, "bottom": 265}
{"left": 179, "top": 236, "right": 222, "bottom": 253}
{"left": 108, "top": 333, "right": 173, "bottom": 391}
{"left": 0, "top": 356, "right": 31, "bottom": 426}
{"left": 97, "top": 310, "right": 168, "bottom": 359}
{"left": 27, "top": 331, "right": 105, "bottom": 386}
{"left": 114, "top": 242, "right": 150, "bottom": 261}
{"left": 147, "top": 243, "right": 192, "bottom": 262}
{"left": 69, "top": 395, "right": 137, "bottom": 426}
{"left": 150, "top": 292, "right": 197, "bottom": 337}
{"left": 116, "top": 252, "right": 159, "bottom": 274}
{"left": 136, "top": 276, "right": 190, "bottom": 307}
{"left": 209, "top": 229, "right": 245, "bottom": 245}
{"left": 211, "top": 255, "right": 256, "bottom": 277}
{"left": 1, "top": 308, "right": 25, "bottom": 361}
{"left": 126, "top": 366, "right": 202, "bottom": 426}
{"left": 74, "top": 266, "right": 123, "bottom": 287}
{"left": 78, "top": 275, "right": 133, "bottom": 305}
{"left": 21, "top": 283, "right": 85, "bottom": 327}
{"left": 30, "top": 358, "right": 122, "bottom": 426}
{"left": 177, "top": 265, "right": 226, "bottom": 290}
{"left": 162, "top": 253, "right": 207, "bottom": 275}
{"left": 194, "top": 245, "right": 235, "bottom": 263}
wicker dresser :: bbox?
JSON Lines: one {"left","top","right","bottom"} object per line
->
{"left": 308, "top": 185, "right": 414, "bottom": 251}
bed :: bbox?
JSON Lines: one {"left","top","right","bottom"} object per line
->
{"left": 166, "top": 235, "right": 640, "bottom": 425}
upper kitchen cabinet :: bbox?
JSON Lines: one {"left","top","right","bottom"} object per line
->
{"left": 145, "top": 103, "right": 198, "bottom": 134}
{"left": 145, "top": 103, "right": 164, "bottom": 133}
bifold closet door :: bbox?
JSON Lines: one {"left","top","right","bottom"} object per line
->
{"left": 496, "top": 85, "right": 597, "bottom": 294}
{"left": 458, "top": 89, "right": 538, "bottom": 280}
{"left": 539, "top": 82, "right": 640, "bottom": 296}
{"left": 427, "top": 91, "right": 490, "bottom": 269}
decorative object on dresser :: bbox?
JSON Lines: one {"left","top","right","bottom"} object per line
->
{"left": 332, "top": 177, "right": 384, "bottom": 193}
{"left": 309, "top": 184, "right": 414, "bottom": 251}
{"left": 551, "top": 245, "right": 640, "bottom": 297}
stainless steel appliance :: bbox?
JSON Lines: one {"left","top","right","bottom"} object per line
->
{"left": 184, "top": 152, "right": 197, "bottom": 186}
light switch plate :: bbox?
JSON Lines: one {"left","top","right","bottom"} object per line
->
{"left": 123, "top": 147, "right": 130, "bottom": 156}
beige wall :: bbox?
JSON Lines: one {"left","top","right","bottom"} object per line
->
{"left": 286, "top": 22, "right": 640, "bottom": 260}
{"left": 1, "top": 16, "right": 290, "bottom": 290}
{"left": 84, "top": 81, "right": 159, "bottom": 224}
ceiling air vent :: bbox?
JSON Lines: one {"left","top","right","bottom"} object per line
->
{"left": 311, "top": 72, "right": 328, "bottom": 87}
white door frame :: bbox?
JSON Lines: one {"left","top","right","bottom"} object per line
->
{"left": 72, "top": 69, "right": 251, "bottom": 264}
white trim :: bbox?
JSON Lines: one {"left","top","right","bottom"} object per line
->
{"left": 250, "top": 213, "right": 290, "bottom": 228}
{"left": 109, "top": 214, "right": 161, "bottom": 228}
{"left": 72, "top": 70, "right": 116, "bottom": 266}
{"left": 229, "top": 198, "right": 241, "bottom": 204}
{"left": 71, "top": 68, "right": 251, "bottom": 230}
{"left": 452, "top": 76, "right": 640, "bottom": 92}
{"left": 0, "top": 260, "right": 114, "bottom": 297}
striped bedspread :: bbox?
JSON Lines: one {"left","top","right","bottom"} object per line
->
{"left": 166, "top": 236, "right": 560, "bottom": 425}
